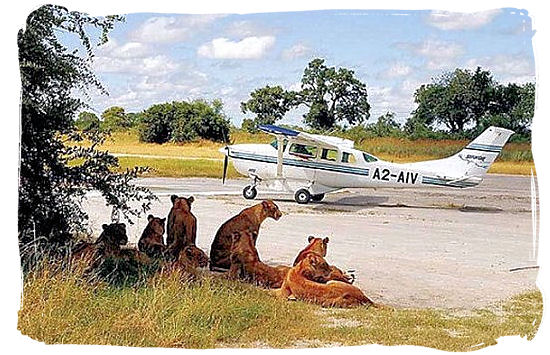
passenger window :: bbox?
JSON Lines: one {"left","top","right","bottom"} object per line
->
{"left": 362, "top": 152, "right": 378, "bottom": 163}
{"left": 289, "top": 143, "right": 317, "bottom": 158}
{"left": 341, "top": 152, "right": 356, "bottom": 164}
{"left": 321, "top": 148, "right": 338, "bottom": 161}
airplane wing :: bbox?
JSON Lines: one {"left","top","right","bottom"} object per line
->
{"left": 258, "top": 124, "right": 354, "bottom": 149}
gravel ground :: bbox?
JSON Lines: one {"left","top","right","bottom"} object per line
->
{"left": 82, "top": 174, "right": 539, "bottom": 310}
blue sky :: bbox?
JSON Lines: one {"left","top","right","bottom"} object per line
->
{"left": 76, "top": 8, "right": 535, "bottom": 126}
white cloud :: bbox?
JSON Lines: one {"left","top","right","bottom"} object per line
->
{"left": 96, "top": 38, "right": 151, "bottom": 58}
{"left": 197, "top": 36, "right": 276, "bottom": 59}
{"left": 382, "top": 63, "right": 412, "bottom": 78}
{"left": 398, "top": 39, "right": 463, "bottom": 71}
{"left": 93, "top": 54, "right": 180, "bottom": 77}
{"left": 465, "top": 54, "right": 535, "bottom": 84}
{"left": 224, "top": 20, "right": 275, "bottom": 38}
{"left": 130, "top": 15, "right": 223, "bottom": 43}
{"left": 282, "top": 43, "right": 312, "bottom": 60}
{"left": 426, "top": 9, "right": 501, "bottom": 30}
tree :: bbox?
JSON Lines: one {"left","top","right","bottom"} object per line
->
{"left": 240, "top": 85, "right": 297, "bottom": 127}
{"left": 409, "top": 67, "right": 496, "bottom": 134}
{"left": 74, "top": 111, "right": 100, "bottom": 131}
{"left": 299, "top": 58, "right": 370, "bottom": 130}
{"left": 139, "top": 100, "right": 230, "bottom": 143}
{"left": 241, "top": 58, "right": 371, "bottom": 131}
{"left": 18, "top": 5, "right": 155, "bottom": 269}
{"left": 101, "top": 106, "right": 130, "bottom": 131}
{"left": 366, "top": 112, "right": 403, "bottom": 137}
{"left": 407, "top": 67, "right": 534, "bottom": 140}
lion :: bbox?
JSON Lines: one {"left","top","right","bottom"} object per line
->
{"left": 277, "top": 253, "right": 373, "bottom": 308}
{"left": 178, "top": 245, "right": 209, "bottom": 268}
{"left": 138, "top": 215, "right": 167, "bottom": 258}
{"left": 293, "top": 236, "right": 354, "bottom": 284}
{"left": 228, "top": 229, "right": 290, "bottom": 288}
{"left": 209, "top": 200, "right": 282, "bottom": 271}
{"left": 71, "top": 222, "right": 128, "bottom": 265}
{"left": 166, "top": 195, "right": 197, "bottom": 258}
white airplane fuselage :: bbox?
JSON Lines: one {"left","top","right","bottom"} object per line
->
{"left": 226, "top": 142, "right": 479, "bottom": 196}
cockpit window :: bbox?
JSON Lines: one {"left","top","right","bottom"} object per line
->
{"left": 270, "top": 139, "right": 288, "bottom": 151}
{"left": 362, "top": 152, "right": 378, "bottom": 163}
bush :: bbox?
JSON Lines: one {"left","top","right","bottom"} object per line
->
{"left": 139, "top": 100, "right": 230, "bottom": 144}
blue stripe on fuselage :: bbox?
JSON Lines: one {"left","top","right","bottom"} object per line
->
{"left": 229, "top": 151, "right": 370, "bottom": 176}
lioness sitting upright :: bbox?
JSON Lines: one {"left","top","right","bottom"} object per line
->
{"left": 278, "top": 253, "right": 373, "bottom": 308}
{"left": 228, "top": 230, "right": 290, "bottom": 288}
{"left": 138, "top": 215, "right": 166, "bottom": 258}
{"left": 293, "top": 236, "right": 353, "bottom": 284}
{"left": 209, "top": 200, "right": 282, "bottom": 271}
{"left": 166, "top": 195, "right": 198, "bottom": 258}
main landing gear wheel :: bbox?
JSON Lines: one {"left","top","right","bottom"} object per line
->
{"left": 243, "top": 185, "right": 257, "bottom": 200}
{"left": 294, "top": 189, "right": 311, "bottom": 204}
{"left": 311, "top": 193, "right": 325, "bottom": 202}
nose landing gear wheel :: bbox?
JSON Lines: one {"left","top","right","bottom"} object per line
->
{"left": 311, "top": 193, "right": 325, "bottom": 202}
{"left": 294, "top": 189, "right": 311, "bottom": 204}
{"left": 243, "top": 185, "right": 257, "bottom": 200}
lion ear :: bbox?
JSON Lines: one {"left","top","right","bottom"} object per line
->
{"left": 232, "top": 232, "right": 241, "bottom": 242}
{"left": 147, "top": 214, "right": 154, "bottom": 222}
{"left": 102, "top": 224, "right": 109, "bottom": 230}
{"left": 188, "top": 196, "right": 194, "bottom": 204}
{"left": 261, "top": 200, "right": 269, "bottom": 209}
{"left": 308, "top": 235, "right": 314, "bottom": 243}
{"left": 171, "top": 195, "right": 178, "bottom": 204}
{"left": 161, "top": 218, "right": 166, "bottom": 224}
{"left": 323, "top": 237, "right": 329, "bottom": 244}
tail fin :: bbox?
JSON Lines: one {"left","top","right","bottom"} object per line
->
{"left": 405, "top": 126, "right": 514, "bottom": 183}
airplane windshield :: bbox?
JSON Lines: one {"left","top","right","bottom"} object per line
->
{"left": 362, "top": 152, "right": 378, "bottom": 163}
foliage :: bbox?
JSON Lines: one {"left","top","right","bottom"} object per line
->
{"left": 100, "top": 106, "right": 132, "bottom": 131}
{"left": 408, "top": 67, "right": 534, "bottom": 140}
{"left": 240, "top": 85, "right": 297, "bottom": 127}
{"left": 240, "top": 118, "right": 259, "bottom": 133}
{"left": 241, "top": 58, "right": 370, "bottom": 131}
{"left": 74, "top": 111, "right": 100, "bottom": 132}
{"left": 18, "top": 4, "right": 155, "bottom": 270}
{"left": 365, "top": 112, "right": 404, "bottom": 137}
{"left": 139, "top": 99, "right": 230, "bottom": 144}
{"left": 300, "top": 58, "right": 370, "bottom": 129}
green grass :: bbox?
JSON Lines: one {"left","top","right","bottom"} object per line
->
{"left": 18, "top": 264, "right": 542, "bottom": 350}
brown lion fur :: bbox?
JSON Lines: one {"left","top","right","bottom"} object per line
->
{"left": 228, "top": 230, "right": 290, "bottom": 288}
{"left": 138, "top": 215, "right": 167, "bottom": 258}
{"left": 209, "top": 200, "right": 282, "bottom": 270}
{"left": 278, "top": 253, "right": 373, "bottom": 308}
{"left": 178, "top": 245, "right": 209, "bottom": 268}
{"left": 293, "top": 236, "right": 353, "bottom": 284}
{"left": 166, "top": 195, "right": 197, "bottom": 258}
{"left": 72, "top": 223, "right": 128, "bottom": 263}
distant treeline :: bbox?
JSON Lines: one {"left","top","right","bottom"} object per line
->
{"left": 75, "top": 99, "right": 231, "bottom": 143}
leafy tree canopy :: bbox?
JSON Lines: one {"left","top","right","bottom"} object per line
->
{"left": 241, "top": 58, "right": 370, "bottom": 131}
{"left": 18, "top": 5, "right": 155, "bottom": 269}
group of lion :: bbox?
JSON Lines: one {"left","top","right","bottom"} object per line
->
{"left": 72, "top": 195, "right": 374, "bottom": 308}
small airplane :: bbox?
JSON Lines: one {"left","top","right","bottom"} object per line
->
{"left": 220, "top": 124, "right": 514, "bottom": 204}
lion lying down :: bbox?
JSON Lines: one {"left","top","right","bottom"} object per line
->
{"left": 275, "top": 252, "right": 373, "bottom": 308}
{"left": 228, "top": 229, "right": 290, "bottom": 288}
{"left": 294, "top": 236, "right": 354, "bottom": 284}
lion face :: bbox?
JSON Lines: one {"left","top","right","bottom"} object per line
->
{"left": 101, "top": 223, "right": 128, "bottom": 246}
{"left": 299, "top": 253, "right": 332, "bottom": 281}
{"left": 262, "top": 200, "right": 282, "bottom": 220}
{"left": 306, "top": 236, "right": 329, "bottom": 257}
{"left": 147, "top": 215, "right": 166, "bottom": 236}
{"left": 171, "top": 195, "right": 194, "bottom": 212}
